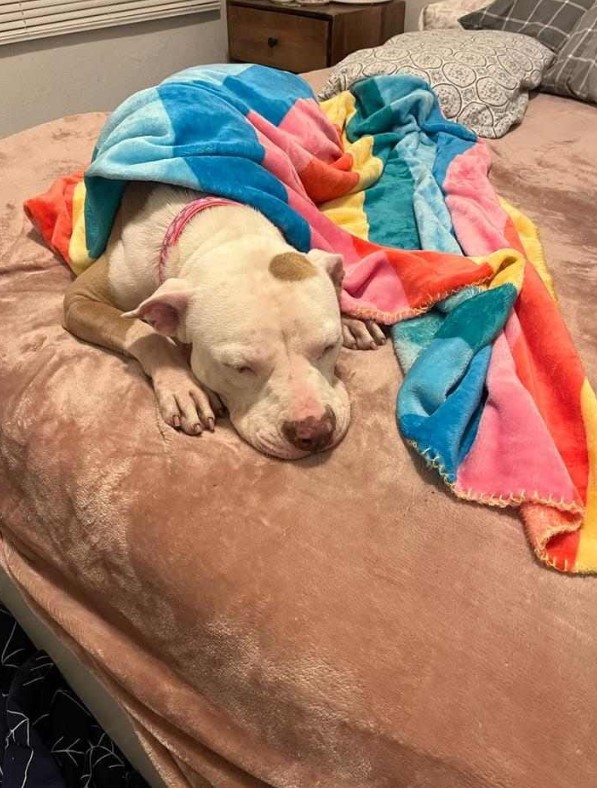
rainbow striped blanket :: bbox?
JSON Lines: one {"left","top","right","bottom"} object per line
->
{"left": 25, "top": 64, "right": 597, "bottom": 573}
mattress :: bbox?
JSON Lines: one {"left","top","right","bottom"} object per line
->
{"left": 0, "top": 76, "right": 596, "bottom": 787}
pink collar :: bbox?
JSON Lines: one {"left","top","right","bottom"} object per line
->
{"left": 159, "top": 196, "right": 240, "bottom": 282}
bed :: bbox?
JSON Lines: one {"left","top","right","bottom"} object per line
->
{"left": 0, "top": 65, "right": 596, "bottom": 788}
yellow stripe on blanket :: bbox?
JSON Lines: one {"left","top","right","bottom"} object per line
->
{"left": 321, "top": 191, "right": 369, "bottom": 240}
{"left": 68, "top": 180, "right": 93, "bottom": 275}
{"left": 319, "top": 91, "right": 357, "bottom": 138}
{"left": 499, "top": 197, "right": 557, "bottom": 300}
{"left": 576, "top": 381, "right": 597, "bottom": 571}
{"left": 471, "top": 249, "right": 526, "bottom": 291}
{"left": 320, "top": 91, "right": 383, "bottom": 194}
{"left": 346, "top": 135, "right": 383, "bottom": 193}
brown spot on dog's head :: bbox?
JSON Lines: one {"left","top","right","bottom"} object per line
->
{"left": 269, "top": 252, "right": 316, "bottom": 282}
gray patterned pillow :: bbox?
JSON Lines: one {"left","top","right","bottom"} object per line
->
{"left": 541, "top": 1, "right": 597, "bottom": 103}
{"left": 319, "top": 31, "right": 554, "bottom": 138}
{"left": 459, "top": 0, "right": 594, "bottom": 53}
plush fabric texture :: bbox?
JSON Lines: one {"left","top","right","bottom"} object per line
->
{"left": 459, "top": 0, "right": 594, "bottom": 52}
{"left": 541, "top": 1, "right": 597, "bottom": 102}
{"left": 319, "top": 31, "right": 553, "bottom": 138}
{"left": 1, "top": 90, "right": 597, "bottom": 788}
{"left": 23, "top": 64, "right": 597, "bottom": 573}
{"left": 419, "top": 0, "right": 489, "bottom": 30}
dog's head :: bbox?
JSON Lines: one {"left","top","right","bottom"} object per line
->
{"left": 129, "top": 242, "right": 350, "bottom": 459}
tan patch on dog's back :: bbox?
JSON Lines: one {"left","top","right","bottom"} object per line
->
{"left": 269, "top": 252, "right": 316, "bottom": 281}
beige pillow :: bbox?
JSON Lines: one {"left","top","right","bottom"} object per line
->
{"left": 419, "top": 0, "right": 489, "bottom": 30}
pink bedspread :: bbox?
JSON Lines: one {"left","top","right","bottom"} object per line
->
{"left": 1, "top": 93, "right": 597, "bottom": 787}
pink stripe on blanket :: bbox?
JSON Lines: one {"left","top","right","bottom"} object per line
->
{"left": 455, "top": 332, "right": 581, "bottom": 506}
{"left": 341, "top": 252, "right": 410, "bottom": 316}
{"left": 504, "top": 311, "right": 522, "bottom": 347}
{"left": 252, "top": 124, "right": 311, "bottom": 200}
{"left": 278, "top": 98, "right": 344, "bottom": 164}
{"left": 248, "top": 105, "right": 343, "bottom": 183}
{"left": 444, "top": 141, "right": 509, "bottom": 257}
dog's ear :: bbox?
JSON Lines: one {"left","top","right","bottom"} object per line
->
{"left": 122, "top": 278, "right": 193, "bottom": 337}
{"left": 307, "top": 249, "right": 345, "bottom": 293}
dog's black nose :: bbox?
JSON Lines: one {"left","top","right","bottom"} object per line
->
{"left": 282, "top": 407, "right": 336, "bottom": 453}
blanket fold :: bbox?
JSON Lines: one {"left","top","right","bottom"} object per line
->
{"left": 24, "top": 63, "right": 597, "bottom": 573}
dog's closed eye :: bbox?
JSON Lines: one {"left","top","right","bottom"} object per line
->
{"left": 319, "top": 344, "right": 337, "bottom": 358}
{"left": 315, "top": 338, "right": 341, "bottom": 360}
{"left": 225, "top": 363, "right": 256, "bottom": 375}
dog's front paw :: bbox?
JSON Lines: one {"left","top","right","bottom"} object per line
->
{"left": 152, "top": 364, "right": 222, "bottom": 436}
{"left": 342, "top": 318, "right": 386, "bottom": 350}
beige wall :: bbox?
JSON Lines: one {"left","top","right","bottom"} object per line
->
{"left": 0, "top": 10, "right": 228, "bottom": 138}
{"left": 0, "top": 0, "right": 434, "bottom": 140}
{"left": 404, "top": 0, "right": 428, "bottom": 31}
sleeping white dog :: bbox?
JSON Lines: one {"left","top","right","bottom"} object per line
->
{"left": 63, "top": 184, "right": 385, "bottom": 459}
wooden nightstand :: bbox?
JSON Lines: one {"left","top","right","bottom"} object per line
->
{"left": 227, "top": 0, "right": 405, "bottom": 74}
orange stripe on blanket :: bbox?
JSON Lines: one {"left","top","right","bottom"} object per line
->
{"left": 332, "top": 151, "right": 355, "bottom": 172}
{"left": 350, "top": 235, "right": 495, "bottom": 312}
{"left": 521, "top": 504, "right": 581, "bottom": 572}
{"left": 502, "top": 212, "right": 526, "bottom": 255}
{"left": 300, "top": 155, "right": 359, "bottom": 204}
{"left": 500, "top": 204, "right": 588, "bottom": 504}
{"left": 512, "top": 264, "right": 588, "bottom": 502}
{"left": 494, "top": 200, "right": 592, "bottom": 573}
{"left": 24, "top": 170, "right": 84, "bottom": 266}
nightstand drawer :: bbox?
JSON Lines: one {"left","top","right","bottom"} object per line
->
{"left": 228, "top": 6, "right": 330, "bottom": 73}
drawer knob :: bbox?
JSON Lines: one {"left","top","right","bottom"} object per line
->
{"left": 267, "top": 36, "right": 279, "bottom": 48}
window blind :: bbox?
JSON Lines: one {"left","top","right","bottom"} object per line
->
{"left": 0, "top": 0, "right": 219, "bottom": 46}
